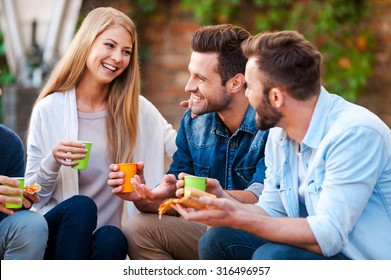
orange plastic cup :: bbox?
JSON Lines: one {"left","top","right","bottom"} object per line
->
{"left": 117, "top": 163, "right": 137, "bottom": 193}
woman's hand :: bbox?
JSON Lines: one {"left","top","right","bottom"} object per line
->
{"left": 180, "top": 94, "right": 198, "bottom": 118}
{"left": 107, "top": 162, "right": 144, "bottom": 201}
{"left": 51, "top": 140, "right": 87, "bottom": 167}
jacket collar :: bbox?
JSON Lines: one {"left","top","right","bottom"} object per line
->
{"left": 212, "top": 105, "right": 259, "bottom": 136}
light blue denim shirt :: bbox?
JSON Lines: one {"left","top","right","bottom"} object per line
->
{"left": 257, "top": 87, "right": 391, "bottom": 259}
{"left": 168, "top": 105, "right": 268, "bottom": 197}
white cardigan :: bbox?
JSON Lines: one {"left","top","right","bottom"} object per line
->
{"left": 25, "top": 88, "right": 177, "bottom": 217}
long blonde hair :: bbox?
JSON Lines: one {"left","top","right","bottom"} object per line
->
{"left": 36, "top": 7, "right": 140, "bottom": 163}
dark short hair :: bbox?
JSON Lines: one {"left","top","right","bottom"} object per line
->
{"left": 191, "top": 24, "right": 251, "bottom": 85}
{"left": 242, "top": 30, "right": 322, "bottom": 100}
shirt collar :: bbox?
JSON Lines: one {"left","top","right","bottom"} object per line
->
{"left": 212, "top": 105, "right": 258, "bottom": 136}
{"left": 301, "top": 86, "right": 333, "bottom": 149}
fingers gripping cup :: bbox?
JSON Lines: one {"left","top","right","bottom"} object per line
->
{"left": 184, "top": 176, "right": 207, "bottom": 197}
{"left": 72, "top": 141, "right": 92, "bottom": 170}
{"left": 118, "top": 163, "right": 137, "bottom": 193}
{"left": 5, "top": 177, "right": 24, "bottom": 209}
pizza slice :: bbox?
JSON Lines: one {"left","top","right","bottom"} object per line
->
{"left": 23, "top": 183, "right": 42, "bottom": 194}
{"left": 158, "top": 188, "right": 216, "bottom": 219}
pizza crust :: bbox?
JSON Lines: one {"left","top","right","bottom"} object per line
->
{"left": 23, "top": 183, "right": 42, "bottom": 194}
{"left": 158, "top": 188, "right": 216, "bottom": 219}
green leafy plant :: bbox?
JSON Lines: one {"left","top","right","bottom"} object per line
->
{"left": 0, "top": 29, "right": 16, "bottom": 122}
{"left": 0, "top": 30, "right": 15, "bottom": 85}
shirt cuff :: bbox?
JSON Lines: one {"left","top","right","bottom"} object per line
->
{"left": 245, "top": 182, "right": 264, "bottom": 198}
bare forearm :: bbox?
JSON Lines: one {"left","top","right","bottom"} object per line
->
{"left": 226, "top": 190, "right": 258, "bottom": 203}
{"left": 133, "top": 199, "right": 178, "bottom": 216}
{"left": 133, "top": 199, "right": 158, "bottom": 213}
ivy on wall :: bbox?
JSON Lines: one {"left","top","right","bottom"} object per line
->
{"left": 131, "top": 0, "right": 375, "bottom": 101}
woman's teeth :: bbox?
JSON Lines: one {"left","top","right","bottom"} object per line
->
{"left": 103, "top": 63, "right": 117, "bottom": 72}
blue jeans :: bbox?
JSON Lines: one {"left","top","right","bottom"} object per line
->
{"left": 44, "top": 195, "right": 127, "bottom": 259}
{"left": 199, "top": 227, "right": 350, "bottom": 260}
{"left": 0, "top": 210, "right": 48, "bottom": 259}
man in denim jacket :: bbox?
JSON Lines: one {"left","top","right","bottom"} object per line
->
{"left": 174, "top": 31, "right": 391, "bottom": 260}
{"left": 110, "top": 24, "right": 268, "bottom": 259}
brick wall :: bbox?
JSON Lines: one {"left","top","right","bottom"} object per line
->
{"left": 138, "top": 4, "right": 198, "bottom": 130}
{"left": 4, "top": 0, "right": 389, "bottom": 140}
{"left": 134, "top": 0, "right": 391, "bottom": 129}
{"left": 77, "top": 0, "right": 391, "bottom": 129}
{"left": 357, "top": 0, "right": 391, "bottom": 126}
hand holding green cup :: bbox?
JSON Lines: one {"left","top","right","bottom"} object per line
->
{"left": 183, "top": 175, "right": 207, "bottom": 197}
{"left": 72, "top": 141, "right": 93, "bottom": 170}
{"left": 4, "top": 177, "right": 24, "bottom": 209}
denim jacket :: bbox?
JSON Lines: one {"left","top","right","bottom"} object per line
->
{"left": 168, "top": 105, "right": 268, "bottom": 196}
{"left": 258, "top": 88, "right": 391, "bottom": 259}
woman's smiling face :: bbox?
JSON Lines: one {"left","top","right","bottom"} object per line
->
{"left": 84, "top": 24, "right": 133, "bottom": 85}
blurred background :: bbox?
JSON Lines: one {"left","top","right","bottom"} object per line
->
{"left": 0, "top": 0, "right": 390, "bottom": 143}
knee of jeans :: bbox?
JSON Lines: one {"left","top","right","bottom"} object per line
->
{"left": 62, "top": 195, "right": 97, "bottom": 230}
{"left": 68, "top": 195, "right": 97, "bottom": 216}
{"left": 26, "top": 213, "right": 48, "bottom": 233}
{"left": 14, "top": 211, "right": 48, "bottom": 242}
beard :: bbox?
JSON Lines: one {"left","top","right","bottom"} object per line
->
{"left": 255, "top": 90, "right": 283, "bottom": 131}
{"left": 190, "top": 87, "right": 231, "bottom": 116}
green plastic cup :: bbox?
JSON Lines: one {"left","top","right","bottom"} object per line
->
{"left": 72, "top": 141, "right": 92, "bottom": 170}
{"left": 184, "top": 175, "right": 207, "bottom": 197}
{"left": 5, "top": 177, "right": 24, "bottom": 209}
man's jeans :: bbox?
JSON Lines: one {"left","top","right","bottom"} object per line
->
{"left": 199, "top": 227, "right": 349, "bottom": 260}
{"left": 0, "top": 210, "right": 48, "bottom": 259}
{"left": 44, "top": 195, "right": 127, "bottom": 259}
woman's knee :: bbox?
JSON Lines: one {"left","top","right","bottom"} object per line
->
{"left": 61, "top": 195, "right": 97, "bottom": 226}
{"left": 45, "top": 195, "right": 97, "bottom": 233}
{"left": 65, "top": 195, "right": 97, "bottom": 216}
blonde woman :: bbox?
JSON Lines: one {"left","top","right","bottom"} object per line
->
{"left": 25, "top": 7, "right": 176, "bottom": 259}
